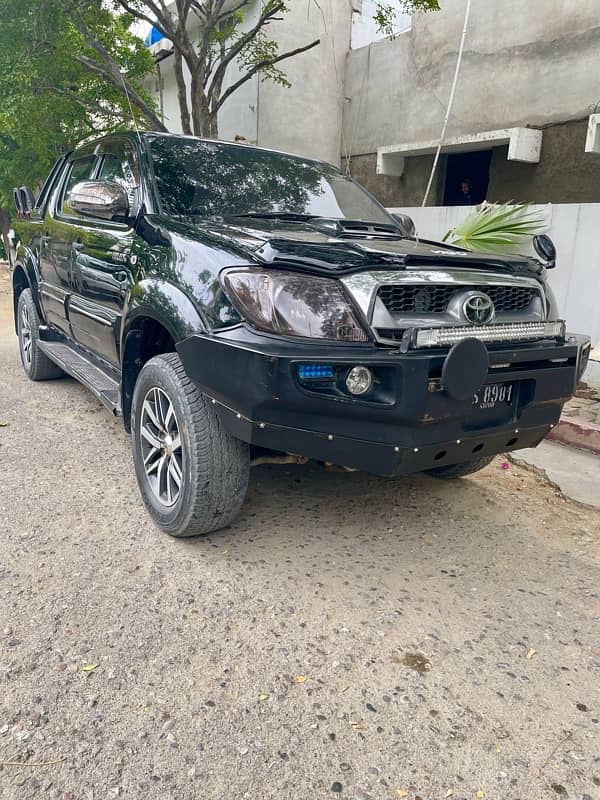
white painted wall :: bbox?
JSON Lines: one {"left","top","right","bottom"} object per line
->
{"left": 389, "top": 204, "right": 600, "bottom": 347}
{"left": 146, "top": 9, "right": 260, "bottom": 142}
{"left": 216, "top": 5, "right": 260, "bottom": 143}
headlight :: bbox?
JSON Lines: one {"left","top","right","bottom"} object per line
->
{"left": 223, "top": 269, "right": 369, "bottom": 342}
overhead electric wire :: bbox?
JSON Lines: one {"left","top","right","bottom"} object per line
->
{"left": 345, "top": 43, "right": 371, "bottom": 176}
{"left": 421, "top": 0, "right": 472, "bottom": 206}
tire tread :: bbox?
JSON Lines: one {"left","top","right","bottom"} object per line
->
{"left": 426, "top": 454, "right": 495, "bottom": 479}
{"left": 132, "top": 352, "right": 249, "bottom": 537}
{"left": 18, "top": 290, "right": 64, "bottom": 381}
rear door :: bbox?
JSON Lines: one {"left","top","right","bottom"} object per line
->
{"left": 39, "top": 156, "right": 96, "bottom": 335}
{"left": 66, "top": 139, "right": 141, "bottom": 367}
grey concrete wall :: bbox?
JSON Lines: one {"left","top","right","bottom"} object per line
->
{"left": 257, "top": 0, "right": 353, "bottom": 165}
{"left": 343, "top": 0, "right": 600, "bottom": 156}
{"left": 350, "top": 120, "right": 600, "bottom": 207}
{"left": 487, "top": 120, "right": 600, "bottom": 204}
{"left": 348, "top": 151, "right": 440, "bottom": 207}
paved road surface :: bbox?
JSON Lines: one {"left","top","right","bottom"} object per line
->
{"left": 1, "top": 271, "right": 599, "bottom": 800}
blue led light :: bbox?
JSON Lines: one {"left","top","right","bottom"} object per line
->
{"left": 298, "top": 363, "right": 335, "bottom": 380}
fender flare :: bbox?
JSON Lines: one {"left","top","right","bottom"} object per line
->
{"left": 11, "top": 249, "right": 44, "bottom": 330}
{"left": 121, "top": 278, "right": 208, "bottom": 350}
{"left": 119, "top": 280, "right": 208, "bottom": 431}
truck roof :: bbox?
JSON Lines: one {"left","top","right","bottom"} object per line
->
{"left": 73, "top": 130, "right": 335, "bottom": 170}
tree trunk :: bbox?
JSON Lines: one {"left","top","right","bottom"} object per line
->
{"left": 207, "top": 113, "right": 218, "bottom": 138}
{"left": 190, "top": 76, "right": 215, "bottom": 138}
{"left": 173, "top": 50, "right": 192, "bottom": 135}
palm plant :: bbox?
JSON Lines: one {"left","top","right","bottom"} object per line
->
{"left": 443, "top": 203, "right": 546, "bottom": 253}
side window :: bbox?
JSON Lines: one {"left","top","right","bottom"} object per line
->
{"left": 35, "top": 156, "right": 66, "bottom": 214}
{"left": 96, "top": 145, "right": 140, "bottom": 213}
{"left": 60, "top": 157, "right": 96, "bottom": 217}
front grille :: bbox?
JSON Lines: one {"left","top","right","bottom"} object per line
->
{"left": 377, "top": 284, "right": 537, "bottom": 315}
{"left": 486, "top": 285, "right": 538, "bottom": 312}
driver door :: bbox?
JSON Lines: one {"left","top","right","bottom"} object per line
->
{"left": 67, "top": 139, "right": 140, "bottom": 367}
{"left": 39, "top": 156, "right": 96, "bottom": 336}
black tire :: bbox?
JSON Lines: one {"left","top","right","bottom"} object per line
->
{"left": 131, "top": 352, "right": 250, "bottom": 537}
{"left": 425, "top": 455, "right": 495, "bottom": 479}
{"left": 17, "top": 289, "right": 64, "bottom": 381}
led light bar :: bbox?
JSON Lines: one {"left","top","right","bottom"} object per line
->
{"left": 414, "top": 320, "right": 566, "bottom": 349}
{"left": 298, "top": 363, "right": 335, "bottom": 380}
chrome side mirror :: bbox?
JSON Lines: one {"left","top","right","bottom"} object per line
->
{"left": 533, "top": 234, "right": 556, "bottom": 269}
{"left": 20, "top": 186, "right": 36, "bottom": 213}
{"left": 13, "top": 186, "right": 35, "bottom": 218}
{"left": 68, "top": 180, "right": 129, "bottom": 221}
{"left": 392, "top": 213, "right": 416, "bottom": 237}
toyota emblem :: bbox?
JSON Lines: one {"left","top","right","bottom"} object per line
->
{"left": 463, "top": 292, "right": 495, "bottom": 325}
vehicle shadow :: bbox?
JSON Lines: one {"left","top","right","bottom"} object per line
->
{"left": 177, "top": 457, "right": 513, "bottom": 569}
{"left": 18, "top": 354, "right": 508, "bottom": 560}
{"left": 4, "top": 334, "right": 524, "bottom": 575}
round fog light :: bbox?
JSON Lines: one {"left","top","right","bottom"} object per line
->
{"left": 346, "top": 366, "right": 373, "bottom": 396}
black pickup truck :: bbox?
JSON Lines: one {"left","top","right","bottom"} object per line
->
{"left": 9, "top": 132, "right": 590, "bottom": 537}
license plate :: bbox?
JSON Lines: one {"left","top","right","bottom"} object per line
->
{"left": 473, "top": 383, "right": 514, "bottom": 410}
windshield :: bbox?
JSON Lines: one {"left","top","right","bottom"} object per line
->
{"left": 148, "top": 136, "right": 393, "bottom": 224}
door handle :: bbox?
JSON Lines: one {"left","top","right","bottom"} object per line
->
{"left": 114, "top": 271, "right": 132, "bottom": 297}
{"left": 72, "top": 240, "right": 85, "bottom": 252}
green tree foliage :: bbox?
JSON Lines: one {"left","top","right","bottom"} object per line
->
{"left": 0, "top": 0, "right": 442, "bottom": 206}
{"left": 374, "top": 1, "right": 440, "bottom": 37}
{"left": 0, "top": 0, "right": 159, "bottom": 206}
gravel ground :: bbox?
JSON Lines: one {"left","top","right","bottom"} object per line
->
{"left": 1, "top": 269, "right": 600, "bottom": 800}
{"left": 563, "top": 393, "right": 600, "bottom": 426}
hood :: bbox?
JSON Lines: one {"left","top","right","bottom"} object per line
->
{"left": 154, "top": 215, "right": 545, "bottom": 279}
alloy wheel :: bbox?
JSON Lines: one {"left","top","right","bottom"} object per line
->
{"left": 19, "top": 302, "right": 32, "bottom": 368}
{"left": 140, "top": 387, "right": 184, "bottom": 507}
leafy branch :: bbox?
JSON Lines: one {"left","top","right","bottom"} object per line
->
{"left": 374, "top": 1, "right": 440, "bottom": 38}
{"left": 443, "top": 203, "right": 547, "bottom": 253}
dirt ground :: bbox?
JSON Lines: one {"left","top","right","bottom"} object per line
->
{"left": 1, "top": 266, "right": 599, "bottom": 800}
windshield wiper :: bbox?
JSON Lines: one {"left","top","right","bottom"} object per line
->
{"left": 219, "top": 212, "right": 405, "bottom": 235}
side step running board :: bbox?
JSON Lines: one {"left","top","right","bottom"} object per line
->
{"left": 38, "top": 340, "right": 121, "bottom": 415}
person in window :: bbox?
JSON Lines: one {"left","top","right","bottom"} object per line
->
{"left": 456, "top": 178, "right": 473, "bottom": 205}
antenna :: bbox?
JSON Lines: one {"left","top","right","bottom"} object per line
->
{"left": 119, "top": 70, "right": 144, "bottom": 144}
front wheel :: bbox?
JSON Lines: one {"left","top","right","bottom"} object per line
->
{"left": 131, "top": 352, "right": 250, "bottom": 537}
{"left": 17, "top": 289, "right": 64, "bottom": 381}
{"left": 425, "top": 455, "right": 495, "bottom": 479}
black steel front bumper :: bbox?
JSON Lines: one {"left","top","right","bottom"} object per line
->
{"left": 177, "top": 328, "right": 591, "bottom": 477}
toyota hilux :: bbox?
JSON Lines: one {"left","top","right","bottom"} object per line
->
{"left": 8, "top": 132, "right": 591, "bottom": 536}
